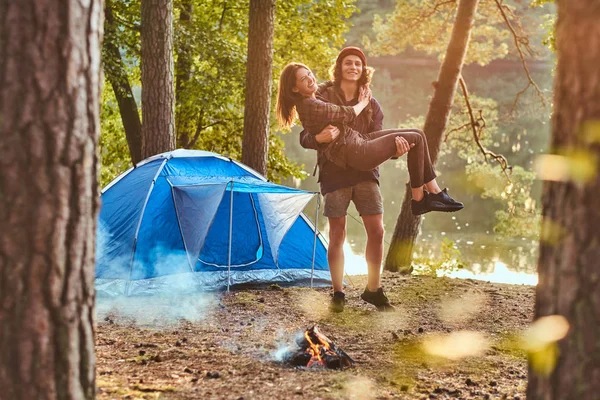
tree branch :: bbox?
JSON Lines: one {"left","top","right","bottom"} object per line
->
{"left": 186, "top": 110, "right": 243, "bottom": 149}
{"left": 444, "top": 122, "right": 472, "bottom": 142}
{"left": 219, "top": 1, "right": 228, "bottom": 31}
{"left": 406, "top": 0, "right": 457, "bottom": 31}
{"left": 114, "top": 13, "right": 140, "bottom": 32}
{"left": 494, "top": 0, "right": 546, "bottom": 112}
{"left": 459, "top": 76, "right": 512, "bottom": 180}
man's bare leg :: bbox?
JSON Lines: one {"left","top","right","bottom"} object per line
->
{"left": 327, "top": 216, "right": 346, "bottom": 293}
{"left": 361, "top": 213, "right": 384, "bottom": 291}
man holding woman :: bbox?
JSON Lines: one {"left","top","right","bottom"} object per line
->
{"left": 280, "top": 47, "right": 462, "bottom": 312}
{"left": 297, "top": 47, "right": 399, "bottom": 312}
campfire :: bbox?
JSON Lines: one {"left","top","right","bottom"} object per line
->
{"left": 285, "top": 326, "right": 354, "bottom": 369}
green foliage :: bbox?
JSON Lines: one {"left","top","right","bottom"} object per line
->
{"left": 366, "top": 0, "right": 553, "bottom": 65}
{"left": 343, "top": 0, "right": 396, "bottom": 46}
{"left": 466, "top": 163, "right": 540, "bottom": 239}
{"left": 441, "top": 94, "right": 499, "bottom": 162}
{"left": 363, "top": 0, "right": 554, "bottom": 238}
{"left": 530, "top": 0, "right": 556, "bottom": 52}
{"left": 530, "top": 0, "right": 553, "bottom": 7}
{"left": 101, "top": 0, "right": 356, "bottom": 184}
{"left": 100, "top": 84, "right": 131, "bottom": 188}
{"left": 539, "top": 13, "right": 556, "bottom": 52}
{"left": 413, "top": 238, "right": 467, "bottom": 277}
{"left": 367, "top": 0, "right": 509, "bottom": 65}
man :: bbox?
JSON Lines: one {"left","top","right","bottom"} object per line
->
{"left": 300, "top": 47, "right": 410, "bottom": 312}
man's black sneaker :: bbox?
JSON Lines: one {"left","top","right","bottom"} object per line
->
{"left": 329, "top": 291, "right": 346, "bottom": 313}
{"left": 411, "top": 189, "right": 464, "bottom": 216}
{"left": 360, "top": 287, "right": 395, "bottom": 312}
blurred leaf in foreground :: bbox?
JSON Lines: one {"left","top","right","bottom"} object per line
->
{"left": 535, "top": 149, "right": 597, "bottom": 184}
{"left": 521, "top": 315, "right": 569, "bottom": 377}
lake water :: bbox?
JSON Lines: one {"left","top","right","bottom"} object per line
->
{"left": 281, "top": 58, "right": 553, "bottom": 286}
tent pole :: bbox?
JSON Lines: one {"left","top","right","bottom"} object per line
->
{"left": 227, "top": 181, "right": 234, "bottom": 292}
{"left": 310, "top": 195, "right": 320, "bottom": 289}
{"left": 126, "top": 158, "right": 168, "bottom": 296}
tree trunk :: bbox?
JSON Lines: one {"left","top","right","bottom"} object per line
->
{"left": 527, "top": 1, "right": 600, "bottom": 398}
{"left": 175, "top": 0, "right": 194, "bottom": 148}
{"left": 384, "top": 0, "right": 479, "bottom": 272}
{"left": 141, "top": 0, "right": 176, "bottom": 159}
{"left": 104, "top": 0, "right": 143, "bottom": 165}
{"left": 0, "top": 0, "right": 101, "bottom": 398}
{"left": 241, "top": 0, "right": 276, "bottom": 176}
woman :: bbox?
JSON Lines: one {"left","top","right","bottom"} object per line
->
{"left": 276, "top": 62, "right": 463, "bottom": 216}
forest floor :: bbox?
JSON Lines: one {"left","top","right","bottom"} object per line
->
{"left": 96, "top": 274, "right": 535, "bottom": 400}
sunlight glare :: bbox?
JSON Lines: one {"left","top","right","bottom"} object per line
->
{"left": 422, "top": 331, "right": 489, "bottom": 360}
{"left": 439, "top": 291, "right": 487, "bottom": 324}
{"left": 343, "top": 376, "right": 376, "bottom": 400}
{"left": 440, "top": 261, "right": 537, "bottom": 285}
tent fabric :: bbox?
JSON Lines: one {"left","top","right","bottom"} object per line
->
{"left": 96, "top": 149, "right": 330, "bottom": 296}
{"left": 171, "top": 183, "right": 229, "bottom": 270}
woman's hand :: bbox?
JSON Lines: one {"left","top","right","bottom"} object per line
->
{"left": 358, "top": 85, "right": 372, "bottom": 104}
{"left": 353, "top": 85, "right": 372, "bottom": 116}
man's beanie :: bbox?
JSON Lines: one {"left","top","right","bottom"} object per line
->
{"left": 336, "top": 47, "right": 367, "bottom": 67}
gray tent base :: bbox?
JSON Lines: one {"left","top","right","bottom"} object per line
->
{"left": 95, "top": 269, "right": 332, "bottom": 297}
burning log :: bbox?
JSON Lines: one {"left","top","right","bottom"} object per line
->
{"left": 286, "top": 326, "right": 354, "bottom": 369}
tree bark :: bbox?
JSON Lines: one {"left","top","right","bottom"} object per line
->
{"left": 104, "top": 0, "right": 143, "bottom": 165}
{"left": 527, "top": 1, "right": 600, "bottom": 398}
{"left": 384, "top": 0, "right": 479, "bottom": 272}
{"left": 141, "top": 0, "right": 176, "bottom": 158}
{"left": 241, "top": 0, "right": 276, "bottom": 176}
{"left": 0, "top": 0, "right": 101, "bottom": 398}
{"left": 175, "top": 0, "right": 194, "bottom": 148}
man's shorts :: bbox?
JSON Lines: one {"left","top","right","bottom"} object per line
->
{"left": 323, "top": 180, "right": 383, "bottom": 218}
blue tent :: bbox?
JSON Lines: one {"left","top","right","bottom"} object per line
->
{"left": 96, "top": 149, "right": 330, "bottom": 296}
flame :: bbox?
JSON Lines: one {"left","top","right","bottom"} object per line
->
{"left": 304, "top": 326, "right": 332, "bottom": 368}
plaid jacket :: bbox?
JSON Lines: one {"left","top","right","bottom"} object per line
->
{"left": 299, "top": 81, "right": 383, "bottom": 195}
{"left": 295, "top": 97, "right": 356, "bottom": 137}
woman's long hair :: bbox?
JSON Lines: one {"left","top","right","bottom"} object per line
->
{"left": 276, "top": 62, "right": 309, "bottom": 129}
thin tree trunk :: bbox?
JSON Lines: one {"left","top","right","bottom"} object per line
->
{"left": 385, "top": 0, "right": 479, "bottom": 272}
{"left": 104, "top": 0, "right": 143, "bottom": 165}
{"left": 527, "top": 1, "right": 600, "bottom": 398}
{"left": 0, "top": 0, "right": 102, "bottom": 398}
{"left": 175, "top": 0, "right": 194, "bottom": 148}
{"left": 241, "top": 0, "right": 276, "bottom": 176}
{"left": 141, "top": 0, "right": 176, "bottom": 158}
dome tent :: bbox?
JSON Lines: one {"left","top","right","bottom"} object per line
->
{"left": 96, "top": 149, "right": 330, "bottom": 296}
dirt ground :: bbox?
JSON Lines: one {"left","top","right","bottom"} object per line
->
{"left": 96, "top": 274, "right": 535, "bottom": 399}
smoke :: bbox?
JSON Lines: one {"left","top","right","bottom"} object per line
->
{"left": 96, "top": 221, "right": 219, "bottom": 325}
{"left": 96, "top": 291, "right": 218, "bottom": 327}
{"left": 271, "top": 344, "right": 293, "bottom": 362}
{"left": 269, "top": 329, "right": 305, "bottom": 362}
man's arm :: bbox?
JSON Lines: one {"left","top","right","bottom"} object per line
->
{"left": 300, "top": 125, "right": 340, "bottom": 150}
{"left": 316, "top": 80, "right": 333, "bottom": 99}
{"left": 299, "top": 128, "right": 320, "bottom": 149}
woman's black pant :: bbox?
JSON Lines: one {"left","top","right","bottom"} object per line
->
{"left": 346, "top": 128, "right": 437, "bottom": 188}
